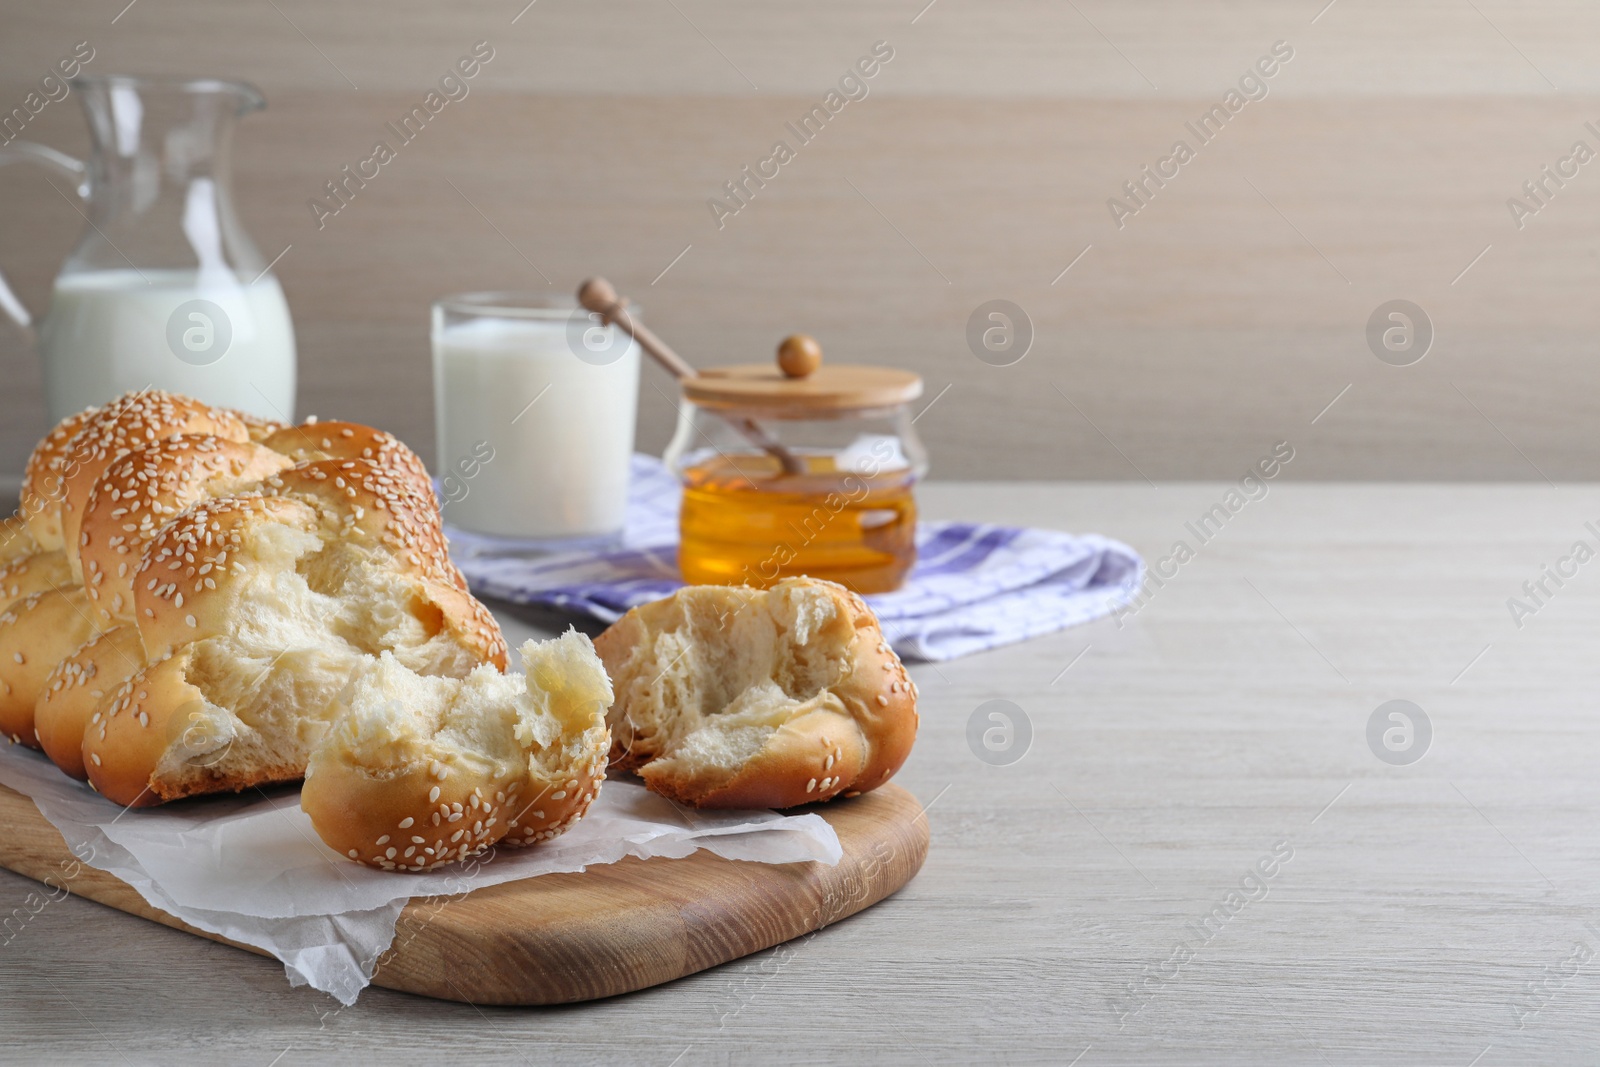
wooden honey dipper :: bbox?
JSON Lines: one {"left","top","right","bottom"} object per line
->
{"left": 577, "top": 277, "right": 806, "bottom": 475}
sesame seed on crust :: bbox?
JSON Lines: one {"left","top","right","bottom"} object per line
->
{"left": 261, "top": 422, "right": 435, "bottom": 505}
{"left": 78, "top": 435, "right": 292, "bottom": 624}
{"left": 49, "top": 391, "right": 251, "bottom": 570}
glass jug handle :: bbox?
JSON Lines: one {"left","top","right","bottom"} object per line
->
{"left": 0, "top": 143, "right": 88, "bottom": 342}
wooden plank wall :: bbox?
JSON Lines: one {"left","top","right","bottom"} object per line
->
{"left": 1, "top": 1, "right": 1597, "bottom": 480}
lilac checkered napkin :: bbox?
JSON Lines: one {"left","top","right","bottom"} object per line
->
{"left": 446, "top": 456, "right": 1144, "bottom": 662}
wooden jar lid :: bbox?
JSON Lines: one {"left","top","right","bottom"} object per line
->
{"left": 683, "top": 336, "right": 922, "bottom": 413}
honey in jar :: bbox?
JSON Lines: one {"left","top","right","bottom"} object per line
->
{"left": 665, "top": 335, "right": 927, "bottom": 595}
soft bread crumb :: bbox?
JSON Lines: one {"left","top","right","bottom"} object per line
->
{"left": 140, "top": 507, "right": 482, "bottom": 794}
{"left": 321, "top": 631, "right": 610, "bottom": 779}
{"left": 517, "top": 629, "right": 616, "bottom": 747}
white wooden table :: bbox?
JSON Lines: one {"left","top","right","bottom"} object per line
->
{"left": 3, "top": 481, "right": 1597, "bottom": 1065}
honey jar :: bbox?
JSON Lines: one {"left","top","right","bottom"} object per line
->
{"left": 664, "top": 335, "right": 927, "bottom": 594}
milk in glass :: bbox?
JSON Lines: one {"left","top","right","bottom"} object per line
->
{"left": 432, "top": 302, "right": 639, "bottom": 543}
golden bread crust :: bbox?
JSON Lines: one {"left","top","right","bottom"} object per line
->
{"left": 0, "top": 550, "right": 76, "bottom": 607}
{"left": 20, "top": 406, "right": 100, "bottom": 553}
{"left": 56, "top": 391, "right": 249, "bottom": 565}
{"left": 303, "top": 739, "right": 611, "bottom": 870}
{"left": 302, "top": 737, "right": 530, "bottom": 871}
{"left": 35, "top": 624, "right": 145, "bottom": 779}
{"left": 0, "top": 588, "right": 101, "bottom": 748}
{"left": 82, "top": 649, "right": 223, "bottom": 807}
{"left": 79, "top": 436, "right": 293, "bottom": 625}
{"left": 262, "top": 421, "right": 435, "bottom": 503}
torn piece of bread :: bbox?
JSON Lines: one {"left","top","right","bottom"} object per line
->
{"left": 301, "top": 633, "right": 612, "bottom": 871}
{"left": 593, "top": 578, "right": 919, "bottom": 809}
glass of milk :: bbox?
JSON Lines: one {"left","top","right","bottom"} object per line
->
{"left": 432, "top": 293, "right": 640, "bottom": 552}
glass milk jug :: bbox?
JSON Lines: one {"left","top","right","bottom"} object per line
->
{"left": 0, "top": 76, "right": 296, "bottom": 424}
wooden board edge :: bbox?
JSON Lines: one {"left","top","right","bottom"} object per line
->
{"left": 370, "top": 785, "right": 931, "bottom": 1004}
{"left": 0, "top": 782, "right": 276, "bottom": 961}
{"left": 0, "top": 780, "right": 929, "bottom": 1006}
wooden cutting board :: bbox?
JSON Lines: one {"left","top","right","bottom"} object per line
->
{"left": 0, "top": 779, "right": 928, "bottom": 1005}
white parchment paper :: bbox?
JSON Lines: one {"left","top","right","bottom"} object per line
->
{"left": 0, "top": 745, "right": 841, "bottom": 1003}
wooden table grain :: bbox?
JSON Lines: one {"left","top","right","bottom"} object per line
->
{"left": 2, "top": 481, "right": 1598, "bottom": 1065}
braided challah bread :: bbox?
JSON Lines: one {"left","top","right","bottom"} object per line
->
{"left": 593, "top": 578, "right": 918, "bottom": 809}
{"left": 2, "top": 390, "right": 615, "bottom": 870}
{"left": 0, "top": 394, "right": 457, "bottom": 749}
